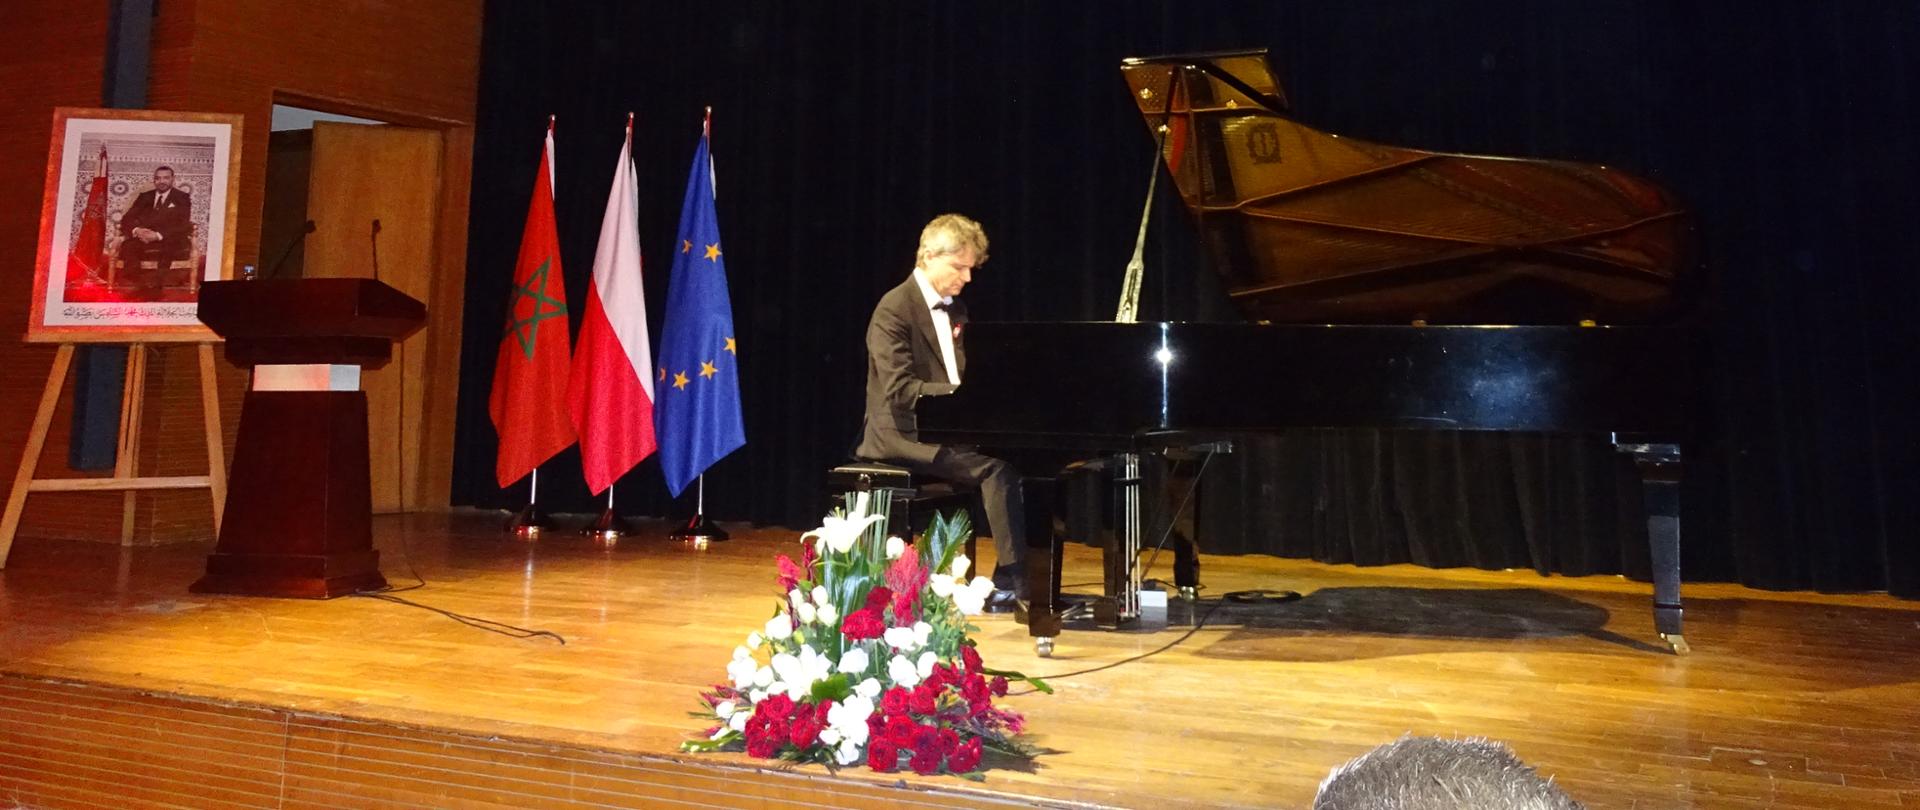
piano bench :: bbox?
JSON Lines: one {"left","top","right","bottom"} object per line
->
{"left": 827, "top": 462, "right": 977, "bottom": 578}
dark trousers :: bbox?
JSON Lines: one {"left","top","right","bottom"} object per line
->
{"left": 907, "top": 446, "right": 1025, "bottom": 589}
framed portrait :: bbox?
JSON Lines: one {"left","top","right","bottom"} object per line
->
{"left": 29, "top": 108, "right": 243, "bottom": 343}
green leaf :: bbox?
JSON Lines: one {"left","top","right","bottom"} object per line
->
{"left": 810, "top": 673, "right": 852, "bottom": 703}
{"left": 980, "top": 666, "right": 1053, "bottom": 694}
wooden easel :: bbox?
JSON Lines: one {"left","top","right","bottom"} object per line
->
{"left": 0, "top": 342, "right": 227, "bottom": 568}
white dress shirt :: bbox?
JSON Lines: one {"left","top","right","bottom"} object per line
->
{"left": 912, "top": 268, "right": 961, "bottom": 385}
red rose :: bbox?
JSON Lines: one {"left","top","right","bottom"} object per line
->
{"left": 815, "top": 701, "right": 832, "bottom": 724}
{"left": 789, "top": 717, "right": 822, "bottom": 748}
{"left": 758, "top": 694, "right": 795, "bottom": 720}
{"left": 840, "top": 608, "right": 885, "bottom": 641}
{"left": 937, "top": 728, "right": 960, "bottom": 755}
{"left": 881, "top": 686, "right": 911, "bottom": 716}
{"left": 868, "top": 740, "right": 900, "bottom": 772}
{"left": 964, "top": 674, "right": 990, "bottom": 705}
{"left": 885, "top": 715, "right": 918, "bottom": 747}
{"left": 947, "top": 737, "right": 983, "bottom": 773}
{"left": 990, "top": 676, "right": 1008, "bottom": 697}
{"left": 910, "top": 725, "right": 943, "bottom": 756}
{"left": 960, "top": 645, "right": 983, "bottom": 674}
{"left": 909, "top": 746, "right": 944, "bottom": 775}
{"left": 864, "top": 586, "right": 893, "bottom": 614}
{"left": 909, "top": 683, "right": 941, "bottom": 715}
{"left": 745, "top": 726, "right": 781, "bottom": 759}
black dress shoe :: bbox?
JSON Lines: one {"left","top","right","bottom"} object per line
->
{"left": 983, "top": 588, "right": 1020, "bottom": 614}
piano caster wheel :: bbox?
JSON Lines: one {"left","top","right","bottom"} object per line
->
{"left": 1035, "top": 636, "right": 1055, "bottom": 658}
{"left": 1177, "top": 585, "right": 1198, "bottom": 602}
{"left": 1661, "top": 633, "right": 1690, "bottom": 656}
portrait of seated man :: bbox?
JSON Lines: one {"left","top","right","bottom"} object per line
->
{"left": 115, "top": 165, "right": 194, "bottom": 296}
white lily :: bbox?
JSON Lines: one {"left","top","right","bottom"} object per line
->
{"left": 835, "top": 739, "right": 862, "bottom": 764}
{"left": 826, "top": 695, "right": 875, "bottom": 746}
{"left": 930, "top": 573, "right": 958, "bottom": 598}
{"left": 801, "top": 512, "right": 887, "bottom": 554}
{"left": 950, "top": 553, "right": 971, "bottom": 579}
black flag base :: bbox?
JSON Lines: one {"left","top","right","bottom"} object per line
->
{"left": 504, "top": 504, "right": 553, "bottom": 542}
{"left": 669, "top": 513, "right": 729, "bottom": 550}
{"left": 583, "top": 506, "right": 632, "bottom": 548}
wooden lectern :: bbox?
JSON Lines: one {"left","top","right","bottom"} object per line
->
{"left": 192, "top": 278, "right": 425, "bottom": 598}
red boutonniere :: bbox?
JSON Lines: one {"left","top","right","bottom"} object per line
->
{"left": 952, "top": 323, "right": 964, "bottom": 340}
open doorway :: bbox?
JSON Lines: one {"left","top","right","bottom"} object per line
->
{"left": 262, "top": 103, "right": 443, "bottom": 514}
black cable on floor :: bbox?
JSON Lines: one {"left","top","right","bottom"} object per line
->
{"left": 346, "top": 522, "right": 565, "bottom": 645}
{"left": 1007, "top": 586, "right": 1303, "bottom": 691}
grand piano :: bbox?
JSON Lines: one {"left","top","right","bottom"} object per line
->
{"left": 918, "top": 50, "right": 1701, "bottom": 656}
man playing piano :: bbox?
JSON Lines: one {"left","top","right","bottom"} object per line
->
{"left": 855, "top": 213, "right": 1024, "bottom": 612}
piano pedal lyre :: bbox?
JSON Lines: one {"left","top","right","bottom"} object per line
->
{"left": 1661, "top": 633, "right": 1690, "bottom": 655}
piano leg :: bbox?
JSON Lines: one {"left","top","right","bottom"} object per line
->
{"left": 1095, "top": 453, "right": 1144, "bottom": 628}
{"left": 1018, "top": 476, "right": 1063, "bottom": 656}
{"left": 1166, "top": 456, "right": 1202, "bottom": 601}
{"left": 1616, "top": 441, "right": 1688, "bottom": 655}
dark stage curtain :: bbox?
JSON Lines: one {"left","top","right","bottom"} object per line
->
{"left": 454, "top": 2, "right": 1920, "bottom": 597}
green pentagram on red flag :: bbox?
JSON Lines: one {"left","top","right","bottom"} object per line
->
{"left": 506, "top": 257, "right": 567, "bottom": 359}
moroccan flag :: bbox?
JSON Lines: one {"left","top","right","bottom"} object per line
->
{"left": 488, "top": 123, "right": 575, "bottom": 488}
{"left": 655, "top": 113, "right": 745, "bottom": 497}
{"left": 566, "top": 117, "right": 658, "bottom": 495}
{"left": 66, "top": 147, "right": 109, "bottom": 283}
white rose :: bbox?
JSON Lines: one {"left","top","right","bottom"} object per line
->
{"left": 765, "top": 615, "right": 794, "bottom": 640}
{"left": 888, "top": 654, "right": 921, "bottom": 688}
{"left": 789, "top": 588, "right": 808, "bottom": 609}
{"left": 839, "top": 647, "right": 870, "bottom": 674}
{"left": 752, "top": 665, "right": 775, "bottom": 688}
{"left": 883, "top": 625, "right": 919, "bottom": 651}
{"left": 819, "top": 727, "right": 842, "bottom": 746}
{"left": 748, "top": 688, "right": 767, "bottom": 704}
{"left": 811, "top": 585, "right": 830, "bottom": 606}
{"left": 732, "top": 645, "right": 752, "bottom": 660}
{"left": 912, "top": 621, "right": 932, "bottom": 648}
{"left": 714, "top": 700, "right": 737, "bottom": 719}
{"left": 746, "top": 632, "right": 763, "bottom": 648}
{"left": 855, "top": 677, "right": 882, "bottom": 699}
{"left": 796, "top": 602, "right": 817, "bottom": 625}
{"left": 916, "top": 650, "right": 938, "bottom": 679}
{"left": 727, "top": 657, "right": 757, "bottom": 689}
{"left": 817, "top": 603, "right": 839, "bottom": 626}
{"left": 885, "top": 536, "right": 906, "bottom": 560}
{"left": 728, "top": 711, "right": 749, "bottom": 732}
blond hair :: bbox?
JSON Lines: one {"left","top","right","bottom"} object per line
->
{"left": 916, "top": 213, "right": 989, "bottom": 267}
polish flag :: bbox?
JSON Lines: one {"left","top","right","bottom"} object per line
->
{"left": 566, "top": 116, "right": 657, "bottom": 494}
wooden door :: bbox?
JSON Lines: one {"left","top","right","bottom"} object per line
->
{"left": 304, "top": 121, "right": 442, "bottom": 513}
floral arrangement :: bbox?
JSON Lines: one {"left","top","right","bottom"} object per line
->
{"left": 682, "top": 505, "right": 1046, "bottom": 778}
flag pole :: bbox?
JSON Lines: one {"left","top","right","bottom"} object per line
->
{"left": 585, "top": 481, "right": 631, "bottom": 547}
{"left": 506, "top": 467, "right": 552, "bottom": 541}
{"left": 669, "top": 474, "right": 729, "bottom": 549}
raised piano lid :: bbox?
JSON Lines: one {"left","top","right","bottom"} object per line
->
{"left": 1120, "top": 50, "right": 1697, "bottom": 325}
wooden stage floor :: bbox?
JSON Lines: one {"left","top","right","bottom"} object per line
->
{"left": 4, "top": 511, "right": 1920, "bottom": 809}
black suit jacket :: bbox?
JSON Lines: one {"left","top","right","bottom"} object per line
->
{"left": 855, "top": 275, "right": 968, "bottom": 465}
{"left": 117, "top": 188, "right": 193, "bottom": 261}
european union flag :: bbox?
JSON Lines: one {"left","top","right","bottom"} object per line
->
{"left": 655, "top": 116, "right": 745, "bottom": 497}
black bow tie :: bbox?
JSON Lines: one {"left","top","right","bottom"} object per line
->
{"left": 931, "top": 300, "right": 951, "bottom": 311}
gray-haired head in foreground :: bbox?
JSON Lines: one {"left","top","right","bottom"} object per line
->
{"left": 1314, "top": 736, "right": 1583, "bottom": 810}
